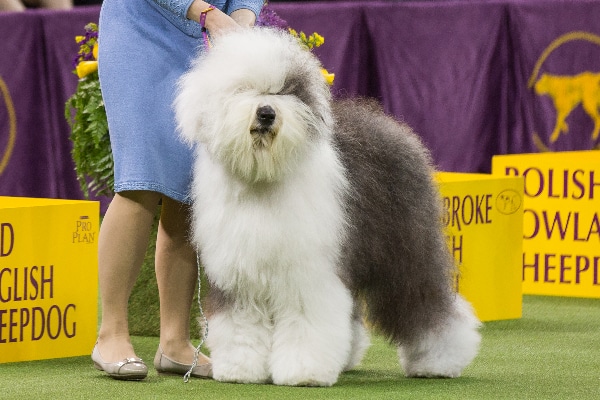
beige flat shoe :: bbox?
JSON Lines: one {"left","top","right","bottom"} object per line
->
{"left": 154, "top": 346, "right": 212, "bottom": 379}
{"left": 91, "top": 343, "right": 148, "bottom": 381}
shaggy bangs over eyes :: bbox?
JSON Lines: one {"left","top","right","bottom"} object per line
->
{"left": 280, "top": 73, "right": 318, "bottom": 108}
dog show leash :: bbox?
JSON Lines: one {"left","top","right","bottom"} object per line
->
{"left": 183, "top": 251, "right": 210, "bottom": 383}
{"left": 182, "top": 5, "right": 215, "bottom": 383}
{"left": 182, "top": 6, "right": 216, "bottom": 383}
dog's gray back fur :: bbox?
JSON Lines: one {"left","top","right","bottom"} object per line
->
{"left": 333, "top": 98, "right": 455, "bottom": 346}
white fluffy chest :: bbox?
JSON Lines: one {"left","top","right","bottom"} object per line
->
{"left": 189, "top": 144, "right": 348, "bottom": 295}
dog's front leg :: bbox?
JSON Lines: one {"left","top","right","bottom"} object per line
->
{"left": 269, "top": 274, "right": 353, "bottom": 387}
{"left": 206, "top": 305, "right": 272, "bottom": 384}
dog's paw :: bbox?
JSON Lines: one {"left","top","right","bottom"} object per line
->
{"left": 213, "top": 369, "right": 270, "bottom": 384}
{"left": 210, "top": 340, "right": 271, "bottom": 384}
{"left": 270, "top": 350, "right": 342, "bottom": 387}
{"left": 207, "top": 311, "right": 273, "bottom": 383}
{"left": 212, "top": 357, "right": 270, "bottom": 384}
{"left": 273, "top": 377, "right": 336, "bottom": 387}
{"left": 271, "top": 370, "right": 338, "bottom": 387}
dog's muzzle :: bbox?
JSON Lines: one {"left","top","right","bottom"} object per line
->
{"left": 250, "top": 105, "right": 278, "bottom": 149}
{"left": 255, "top": 105, "right": 276, "bottom": 131}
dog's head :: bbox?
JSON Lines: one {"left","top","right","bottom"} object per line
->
{"left": 175, "top": 28, "right": 333, "bottom": 183}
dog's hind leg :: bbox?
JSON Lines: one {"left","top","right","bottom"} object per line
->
{"left": 397, "top": 295, "right": 481, "bottom": 378}
{"left": 269, "top": 274, "right": 353, "bottom": 387}
{"left": 206, "top": 305, "right": 272, "bottom": 384}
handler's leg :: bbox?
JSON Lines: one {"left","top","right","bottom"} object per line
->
{"left": 96, "top": 191, "right": 160, "bottom": 362}
{"left": 155, "top": 196, "right": 210, "bottom": 367}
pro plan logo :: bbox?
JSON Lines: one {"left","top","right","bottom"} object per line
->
{"left": 72, "top": 216, "right": 95, "bottom": 244}
{"left": 529, "top": 31, "right": 600, "bottom": 151}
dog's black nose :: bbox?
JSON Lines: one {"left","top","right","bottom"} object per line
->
{"left": 256, "top": 105, "right": 276, "bottom": 127}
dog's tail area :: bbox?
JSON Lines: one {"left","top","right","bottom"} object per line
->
{"left": 353, "top": 258, "right": 481, "bottom": 378}
{"left": 396, "top": 294, "right": 481, "bottom": 378}
{"left": 347, "top": 197, "right": 482, "bottom": 378}
{"left": 333, "top": 98, "right": 481, "bottom": 378}
{"left": 352, "top": 251, "right": 481, "bottom": 378}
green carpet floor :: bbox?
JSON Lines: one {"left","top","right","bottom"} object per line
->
{"left": 2, "top": 295, "right": 599, "bottom": 399}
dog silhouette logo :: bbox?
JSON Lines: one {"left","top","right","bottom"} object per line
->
{"left": 534, "top": 72, "right": 600, "bottom": 143}
{"left": 528, "top": 31, "right": 600, "bottom": 151}
{"left": 0, "top": 76, "right": 17, "bottom": 177}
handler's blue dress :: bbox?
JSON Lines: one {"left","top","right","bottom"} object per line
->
{"left": 99, "top": 0, "right": 263, "bottom": 203}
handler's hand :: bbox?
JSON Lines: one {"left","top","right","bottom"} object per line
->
{"left": 187, "top": 1, "right": 256, "bottom": 38}
{"left": 231, "top": 9, "right": 256, "bottom": 28}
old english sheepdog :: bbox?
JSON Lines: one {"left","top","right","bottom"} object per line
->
{"left": 174, "top": 28, "right": 481, "bottom": 387}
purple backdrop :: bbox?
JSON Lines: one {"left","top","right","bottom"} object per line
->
{"left": 0, "top": 6, "right": 111, "bottom": 210}
{"left": 1, "top": 1, "right": 599, "bottom": 209}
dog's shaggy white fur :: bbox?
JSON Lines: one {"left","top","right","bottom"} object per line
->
{"left": 175, "top": 28, "right": 481, "bottom": 387}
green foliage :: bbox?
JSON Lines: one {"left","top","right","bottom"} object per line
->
{"left": 64, "top": 71, "right": 113, "bottom": 198}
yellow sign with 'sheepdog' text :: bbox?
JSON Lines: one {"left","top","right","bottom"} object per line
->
{"left": 492, "top": 150, "right": 600, "bottom": 298}
{"left": 0, "top": 197, "right": 98, "bottom": 363}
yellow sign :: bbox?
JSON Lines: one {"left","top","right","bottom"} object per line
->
{"left": 492, "top": 150, "right": 600, "bottom": 298}
{"left": 0, "top": 197, "right": 99, "bottom": 363}
{"left": 437, "top": 173, "right": 524, "bottom": 321}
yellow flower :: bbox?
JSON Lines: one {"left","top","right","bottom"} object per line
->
{"left": 321, "top": 68, "right": 335, "bottom": 86}
{"left": 314, "top": 33, "right": 324, "bottom": 47}
{"left": 75, "top": 35, "right": 85, "bottom": 43}
{"left": 92, "top": 42, "right": 99, "bottom": 60}
{"left": 76, "top": 60, "right": 98, "bottom": 79}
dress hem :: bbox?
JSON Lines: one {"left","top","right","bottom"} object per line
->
{"left": 114, "top": 181, "right": 191, "bottom": 204}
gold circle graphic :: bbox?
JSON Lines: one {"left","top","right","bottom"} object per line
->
{"left": 495, "top": 189, "right": 522, "bottom": 215}
{"left": 0, "top": 76, "right": 17, "bottom": 176}
{"left": 528, "top": 31, "right": 600, "bottom": 88}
